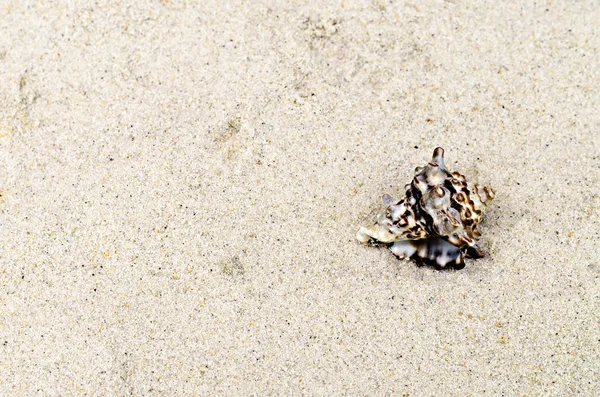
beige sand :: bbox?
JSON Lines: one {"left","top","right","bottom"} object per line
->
{"left": 1, "top": 1, "right": 599, "bottom": 395}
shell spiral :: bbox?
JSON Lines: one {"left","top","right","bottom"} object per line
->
{"left": 357, "top": 147, "right": 495, "bottom": 269}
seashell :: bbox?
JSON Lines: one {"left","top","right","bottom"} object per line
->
{"left": 357, "top": 147, "right": 495, "bottom": 270}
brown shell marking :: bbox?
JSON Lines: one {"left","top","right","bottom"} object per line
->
{"left": 357, "top": 147, "right": 495, "bottom": 269}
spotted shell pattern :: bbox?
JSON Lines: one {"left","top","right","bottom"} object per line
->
{"left": 357, "top": 147, "right": 495, "bottom": 269}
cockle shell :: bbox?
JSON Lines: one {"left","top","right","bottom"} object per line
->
{"left": 357, "top": 147, "right": 495, "bottom": 269}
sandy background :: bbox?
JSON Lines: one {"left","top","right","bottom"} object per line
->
{"left": 1, "top": 0, "right": 599, "bottom": 395}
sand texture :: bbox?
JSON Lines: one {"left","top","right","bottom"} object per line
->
{"left": 1, "top": 1, "right": 599, "bottom": 395}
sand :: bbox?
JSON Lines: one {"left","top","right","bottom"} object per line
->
{"left": 1, "top": 0, "right": 599, "bottom": 395}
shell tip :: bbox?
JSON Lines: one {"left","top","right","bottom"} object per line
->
{"left": 382, "top": 194, "right": 394, "bottom": 206}
{"left": 431, "top": 147, "right": 445, "bottom": 168}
